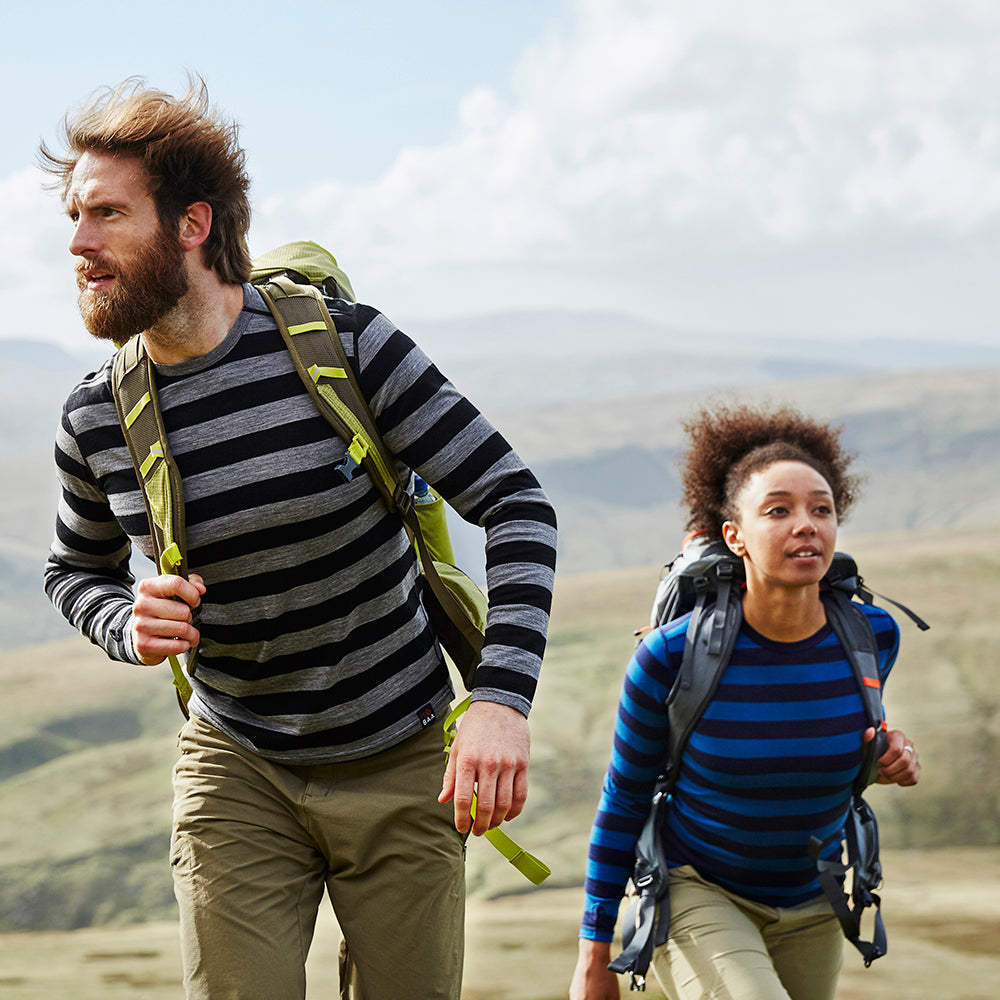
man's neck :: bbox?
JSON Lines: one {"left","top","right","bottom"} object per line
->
{"left": 141, "top": 278, "right": 245, "bottom": 365}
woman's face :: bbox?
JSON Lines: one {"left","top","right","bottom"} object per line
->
{"left": 722, "top": 460, "right": 838, "bottom": 591}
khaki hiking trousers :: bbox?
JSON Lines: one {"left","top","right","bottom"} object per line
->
{"left": 650, "top": 866, "right": 843, "bottom": 1000}
{"left": 171, "top": 712, "right": 466, "bottom": 1000}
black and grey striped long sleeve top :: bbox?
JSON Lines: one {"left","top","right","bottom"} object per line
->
{"left": 45, "top": 285, "right": 557, "bottom": 763}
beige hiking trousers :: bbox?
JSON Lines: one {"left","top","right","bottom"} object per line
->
{"left": 170, "top": 712, "right": 465, "bottom": 1000}
{"left": 651, "top": 865, "right": 843, "bottom": 1000}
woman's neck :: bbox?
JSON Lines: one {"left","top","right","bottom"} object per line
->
{"left": 740, "top": 582, "right": 827, "bottom": 642}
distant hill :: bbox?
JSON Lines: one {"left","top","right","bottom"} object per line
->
{"left": 495, "top": 365, "right": 1000, "bottom": 573}
{"left": 1, "top": 526, "right": 996, "bottom": 932}
{"left": 403, "top": 309, "right": 1000, "bottom": 412}
{"left": 1, "top": 330, "right": 998, "bottom": 649}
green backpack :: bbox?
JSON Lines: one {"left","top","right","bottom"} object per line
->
{"left": 112, "top": 241, "right": 487, "bottom": 710}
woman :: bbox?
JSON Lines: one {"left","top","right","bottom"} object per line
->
{"left": 570, "top": 403, "right": 920, "bottom": 1000}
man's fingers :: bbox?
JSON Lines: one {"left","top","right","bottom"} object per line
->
{"left": 441, "top": 702, "right": 531, "bottom": 835}
{"left": 452, "top": 757, "right": 478, "bottom": 835}
{"left": 131, "top": 573, "right": 205, "bottom": 665}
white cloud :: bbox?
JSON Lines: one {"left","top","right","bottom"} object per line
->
{"left": 0, "top": 169, "right": 86, "bottom": 347}
{"left": 6, "top": 0, "right": 1000, "bottom": 345}
{"left": 255, "top": 1, "right": 1000, "bottom": 276}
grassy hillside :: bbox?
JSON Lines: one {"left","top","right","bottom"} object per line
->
{"left": 0, "top": 525, "right": 996, "bottom": 935}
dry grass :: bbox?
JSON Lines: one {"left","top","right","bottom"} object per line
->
{"left": 0, "top": 848, "right": 997, "bottom": 999}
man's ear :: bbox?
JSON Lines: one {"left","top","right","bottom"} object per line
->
{"left": 178, "top": 202, "right": 213, "bottom": 251}
{"left": 722, "top": 520, "right": 745, "bottom": 558}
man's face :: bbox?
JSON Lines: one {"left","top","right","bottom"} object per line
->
{"left": 66, "top": 151, "right": 188, "bottom": 344}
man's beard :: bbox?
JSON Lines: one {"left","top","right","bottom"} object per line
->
{"left": 76, "top": 226, "right": 190, "bottom": 346}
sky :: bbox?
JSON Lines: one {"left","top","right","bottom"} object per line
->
{"left": 4, "top": 0, "right": 1000, "bottom": 352}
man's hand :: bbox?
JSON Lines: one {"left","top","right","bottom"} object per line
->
{"left": 865, "top": 727, "right": 920, "bottom": 786}
{"left": 131, "top": 573, "right": 206, "bottom": 666}
{"left": 438, "top": 700, "right": 530, "bottom": 836}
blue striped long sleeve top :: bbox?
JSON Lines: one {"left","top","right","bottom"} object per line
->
{"left": 581, "top": 603, "right": 899, "bottom": 941}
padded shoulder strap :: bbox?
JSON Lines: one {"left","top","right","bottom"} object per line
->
{"left": 822, "top": 591, "right": 887, "bottom": 789}
{"left": 111, "top": 335, "right": 194, "bottom": 712}
{"left": 665, "top": 570, "right": 742, "bottom": 795}
{"left": 257, "top": 276, "right": 404, "bottom": 511}
{"left": 256, "top": 277, "right": 486, "bottom": 683}
{"left": 111, "top": 335, "right": 188, "bottom": 579}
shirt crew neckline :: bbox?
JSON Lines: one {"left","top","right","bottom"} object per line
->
{"left": 150, "top": 284, "right": 257, "bottom": 377}
{"left": 740, "top": 618, "right": 834, "bottom": 652}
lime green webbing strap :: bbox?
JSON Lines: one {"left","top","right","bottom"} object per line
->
{"left": 168, "top": 655, "right": 193, "bottom": 705}
{"left": 442, "top": 698, "right": 551, "bottom": 887}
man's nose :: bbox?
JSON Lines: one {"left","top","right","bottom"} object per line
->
{"left": 69, "top": 217, "right": 100, "bottom": 258}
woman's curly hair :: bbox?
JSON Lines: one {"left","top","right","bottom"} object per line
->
{"left": 680, "top": 402, "right": 861, "bottom": 540}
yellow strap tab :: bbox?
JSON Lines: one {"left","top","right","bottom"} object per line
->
{"left": 348, "top": 434, "right": 368, "bottom": 465}
{"left": 308, "top": 364, "right": 348, "bottom": 383}
{"left": 288, "top": 320, "right": 329, "bottom": 336}
{"left": 443, "top": 697, "right": 472, "bottom": 751}
{"left": 124, "top": 391, "right": 152, "bottom": 429}
{"left": 160, "top": 542, "right": 183, "bottom": 575}
{"left": 484, "top": 825, "right": 551, "bottom": 886}
{"left": 140, "top": 441, "right": 165, "bottom": 479}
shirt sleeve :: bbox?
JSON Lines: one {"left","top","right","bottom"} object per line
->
{"left": 580, "top": 625, "right": 680, "bottom": 941}
{"left": 346, "top": 306, "right": 558, "bottom": 717}
{"left": 43, "top": 381, "right": 140, "bottom": 664}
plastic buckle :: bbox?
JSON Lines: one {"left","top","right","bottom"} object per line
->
{"left": 333, "top": 453, "right": 361, "bottom": 481}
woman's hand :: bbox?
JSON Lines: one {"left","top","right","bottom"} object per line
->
{"left": 569, "top": 939, "right": 621, "bottom": 1000}
{"left": 865, "top": 727, "right": 920, "bottom": 786}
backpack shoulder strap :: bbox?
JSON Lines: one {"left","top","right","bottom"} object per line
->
{"left": 111, "top": 335, "right": 189, "bottom": 578}
{"left": 110, "top": 334, "right": 193, "bottom": 712}
{"left": 822, "top": 591, "right": 887, "bottom": 789}
{"left": 256, "top": 276, "right": 404, "bottom": 511}
{"left": 665, "top": 562, "right": 742, "bottom": 791}
{"left": 256, "top": 277, "right": 486, "bottom": 684}
{"left": 809, "top": 596, "right": 890, "bottom": 967}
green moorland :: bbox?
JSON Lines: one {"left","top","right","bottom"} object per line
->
{"left": 0, "top": 525, "right": 998, "bottom": 997}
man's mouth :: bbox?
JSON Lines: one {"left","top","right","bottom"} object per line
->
{"left": 789, "top": 548, "right": 821, "bottom": 559}
{"left": 84, "top": 270, "right": 115, "bottom": 289}
{"left": 77, "top": 262, "right": 116, "bottom": 291}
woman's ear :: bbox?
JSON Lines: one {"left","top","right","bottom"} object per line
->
{"left": 722, "top": 520, "right": 745, "bottom": 558}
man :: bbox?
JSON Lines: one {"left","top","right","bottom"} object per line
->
{"left": 41, "top": 78, "right": 557, "bottom": 1000}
